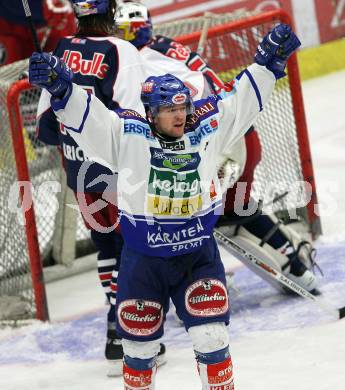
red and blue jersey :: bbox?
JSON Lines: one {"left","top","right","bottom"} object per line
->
{"left": 36, "top": 35, "right": 145, "bottom": 192}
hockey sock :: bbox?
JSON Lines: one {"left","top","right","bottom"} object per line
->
{"left": 109, "top": 267, "right": 119, "bottom": 306}
{"left": 123, "top": 355, "right": 157, "bottom": 390}
{"left": 196, "top": 346, "right": 234, "bottom": 390}
{"left": 97, "top": 257, "right": 117, "bottom": 303}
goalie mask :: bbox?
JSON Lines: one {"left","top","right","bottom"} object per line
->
{"left": 70, "top": 0, "right": 109, "bottom": 17}
{"left": 114, "top": 2, "right": 152, "bottom": 48}
{"left": 141, "top": 74, "right": 194, "bottom": 118}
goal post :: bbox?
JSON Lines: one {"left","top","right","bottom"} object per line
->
{"left": 7, "top": 78, "right": 49, "bottom": 322}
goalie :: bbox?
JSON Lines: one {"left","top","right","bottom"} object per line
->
{"left": 216, "top": 128, "right": 320, "bottom": 294}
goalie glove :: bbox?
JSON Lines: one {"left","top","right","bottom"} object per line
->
{"left": 29, "top": 52, "right": 73, "bottom": 100}
{"left": 254, "top": 23, "right": 301, "bottom": 79}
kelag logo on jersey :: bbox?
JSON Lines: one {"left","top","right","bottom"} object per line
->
{"left": 61, "top": 50, "right": 109, "bottom": 79}
{"left": 147, "top": 148, "right": 202, "bottom": 216}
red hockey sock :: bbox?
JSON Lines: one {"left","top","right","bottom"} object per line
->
{"left": 123, "top": 362, "right": 157, "bottom": 390}
{"left": 198, "top": 356, "right": 235, "bottom": 390}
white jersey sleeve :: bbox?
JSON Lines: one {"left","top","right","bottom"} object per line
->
{"left": 37, "top": 89, "right": 50, "bottom": 118}
{"left": 53, "top": 84, "right": 121, "bottom": 172}
{"left": 111, "top": 38, "right": 146, "bottom": 116}
{"left": 215, "top": 63, "right": 276, "bottom": 153}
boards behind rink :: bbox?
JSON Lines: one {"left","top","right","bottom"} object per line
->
{"left": 0, "top": 9, "right": 321, "bottom": 324}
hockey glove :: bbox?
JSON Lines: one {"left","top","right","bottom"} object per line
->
{"left": 254, "top": 24, "right": 301, "bottom": 79}
{"left": 29, "top": 52, "right": 73, "bottom": 98}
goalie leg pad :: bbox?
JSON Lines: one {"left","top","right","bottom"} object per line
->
{"left": 231, "top": 225, "right": 287, "bottom": 269}
{"left": 265, "top": 214, "right": 315, "bottom": 269}
{"left": 243, "top": 214, "right": 318, "bottom": 291}
{"left": 217, "top": 224, "right": 289, "bottom": 292}
{"left": 217, "top": 224, "right": 318, "bottom": 292}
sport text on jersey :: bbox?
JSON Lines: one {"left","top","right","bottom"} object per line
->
{"left": 62, "top": 50, "right": 109, "bottom": 79}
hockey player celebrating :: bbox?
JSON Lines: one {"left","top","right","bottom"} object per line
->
{"left": 36, "top": 0, "right": 165, "bottom": 376}
{"left": 29, "top": 23, "right": 300, "bottom": 389}
{"left": 114, "top": 1, "right": 319, "bottom": 295}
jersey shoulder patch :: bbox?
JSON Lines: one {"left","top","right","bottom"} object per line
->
{"left": 115, "top": 108, "right": 146, "bottom": 122}
{"left": 185, "top": 96, "right": 219, "bottom": 131}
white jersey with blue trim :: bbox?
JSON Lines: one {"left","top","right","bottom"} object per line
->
{"left": 52, "top": 63, "right": 275, "bottom": 257}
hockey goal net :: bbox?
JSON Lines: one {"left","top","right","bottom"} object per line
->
{"left": 0, "top": 9, "right": 321, "bottom": 322}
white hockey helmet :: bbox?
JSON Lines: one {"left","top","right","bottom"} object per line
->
{"left": 114, "top": 2, "right": 152, "bottom": 47}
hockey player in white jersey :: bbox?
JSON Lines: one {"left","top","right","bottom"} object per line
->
{"left": 114, "top": 1, "right": 320, "bottom": 295}
{"left": 35, "top": 0, "right": 167, "bottom": 375}
{"left": 29, "top": 23, "right": 300, "bottom": 389}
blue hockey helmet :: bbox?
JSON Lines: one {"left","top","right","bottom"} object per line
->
{"left": 141, "top": 74, "right": 194, "bottom": 117}
{"left": 70, "top": 0, "right": 109, "bottom": 17}
{"left": 114, "top": 2, "right": 152, "bottom": 48}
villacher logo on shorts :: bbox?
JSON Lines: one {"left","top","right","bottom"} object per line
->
{"left": 117, "top": 299, "right": 163, "bottom": 336}
{"left": 185, "top": 279, "right": 228, "bottom": 317}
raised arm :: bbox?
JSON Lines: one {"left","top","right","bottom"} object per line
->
{"left": 29, "top": 52, "right": 121, "bottom": 172}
